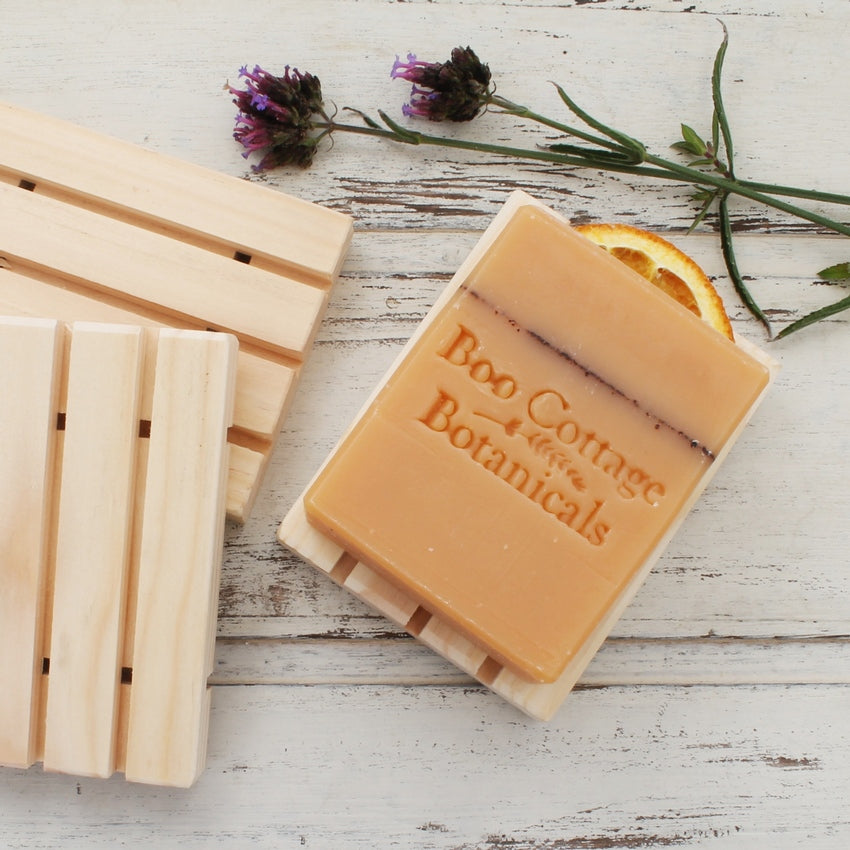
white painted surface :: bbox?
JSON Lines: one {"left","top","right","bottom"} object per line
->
{"left": 1, "top": 0, "right": 849, "bottom": 846}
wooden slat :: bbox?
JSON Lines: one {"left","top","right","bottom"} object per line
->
{"left": 124, "top": 330, "right": 237, "bottom": 787}
{"left": 226, "top": 444, "right": 266, "bottom": 524}
{"left": 0, "top": 183, "right": 327, "bottom": 358}
{"left": 344, "top": 563, "right": 420, "bottom": 628}
{"left": 419, "top": 617, "right": 488, "bottom": 674}
{"left": 0, "top": 318, "right": 62, "bottom": 769}
{"left": 278, "top": 500, "right": 345, "bottom": 575}
{"left": 114, "top": 433, "right": 151, "bottom": 777}
{"left": 42, "top": 324, "right": 143, "bottom": 778}
{"left": 0, "top": 100, "right": 353, "bottom": 283}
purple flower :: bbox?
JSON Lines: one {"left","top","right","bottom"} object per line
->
{"left": 229, "top": 64, "right": 326, "bottom": 170}
{"left": 391, "top": 46, "right": 492, "bottom": 122}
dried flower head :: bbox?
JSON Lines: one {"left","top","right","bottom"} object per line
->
{"left": 391, "top": 46, "right": 492, "bottom": 122}
{"left": 229, "top": 64, "right": 326, "bottom": 170}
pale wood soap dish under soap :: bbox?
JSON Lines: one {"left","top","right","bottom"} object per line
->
{"left": 279, "top": 192, "right": 775, "bottom": 722}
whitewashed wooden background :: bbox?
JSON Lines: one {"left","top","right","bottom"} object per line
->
{"left": 2, "top": 0, "right": 849, "bottom": 847}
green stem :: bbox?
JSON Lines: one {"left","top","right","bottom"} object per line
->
{"left": 504, "top": 96, "right": 850, "bottom": 205}
{"left": 502, "top": 104, "right": 850, "bottom": 205}
{"left": 321, "top": 120, "right": 850, "bottom": 237}
{"left": 488, "top": 77, "right": 850, "bottom": 218}
{"left": 739, "top": 180, "right": 850, "bottom": 207}
{"left": 487, "top": 94, "right": 628, "bottom": 154}
{"left": 319, "top": 120, "right": 666, "bottom": 175}
{"left": 643, "top": 152, "right": 850, "bottom": 237}
{"left": 719, "top": 195, "right": 772, "bottom": 334}
{"left": 551, "top": 84, "right": 646, "bottom": 163}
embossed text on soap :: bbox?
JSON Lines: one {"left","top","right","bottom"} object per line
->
{"left": 415, "top": 322, "right": 671, "bottom": 548}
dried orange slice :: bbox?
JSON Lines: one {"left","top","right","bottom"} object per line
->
{"left": 575, "top": 222, "right": 734, "bottom": 340}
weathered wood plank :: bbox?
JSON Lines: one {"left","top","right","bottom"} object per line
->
{"left": 210, "top": 636, "right": 850, "bottom": 687}
{"left": 4, "top": 683, "right": 850, "bottom": 847}
{"left": 2, "top": 2, "right": 847, "bottom": 236}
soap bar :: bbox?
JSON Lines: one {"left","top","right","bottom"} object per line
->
{"left": 281, "top": 192, "right": 774, "bottom": 716}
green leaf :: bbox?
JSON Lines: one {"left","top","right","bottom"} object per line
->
{"left": 817, "top": 261, "right": 850, "bottom": 281}
{"left": 688, "top": 189, "right": 718, "bottom": 233}
{"left": 692, "top": 191, "right": 716, "bottom": 205}
{"left": 553, "top": 83, "right": 646, "bottom": 164}
{"left": 378, "top": 110, "right": 421, "bottom": 144}
{"left": 711, "top": 21, "right": 735, "bottom": 175}
{"left": 776, "top": 292, "right": 850, "bottom": 338}
{"left": 342, "top": 106, "right": 381, "bottom": 129}
{"left": 670, "top": 140, "right": 698, "bottom": 153}
{"left": 680, "top": 123, "right": 706, "bottom": 155}
{"left": 719, "top": 195, "right": 772, "bottom": 334}
{"left": 547, "top": 143, "right": 635, "bottom": 164}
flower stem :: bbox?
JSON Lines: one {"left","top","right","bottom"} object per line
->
{"left": 486, "top": 76, "right": 850, "bottom": 231}
{"left": 318, "top": 119, "right": 667, "bottom": 175}
{"left": 324, "top": 117, "right": 850, "bottom": 239}
{"left": 719, "top": 194, "right": 772, "bottom": 335}
{"left": 487, "top": 95, "right": 628, "bottom": 155}
{"left": 487, "top": 91, "right": 850, "bottom": 235}
{"left": 738, "top": 180, "right": 850, "bottom": 207}
{"left": 642, "top": 152, "right": 850, "bottom": 237}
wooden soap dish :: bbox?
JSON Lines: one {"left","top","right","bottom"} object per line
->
{"left": 278, "top": 191, "right": 777, "bottom": 721}
{"left": 0, "top": 317, "right": 236, "bottom": 787}
{"left": 0, "top": 100, "right": 353, "bottom": 522}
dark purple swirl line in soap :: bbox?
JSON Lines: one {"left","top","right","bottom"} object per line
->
{"left": 460, "top": 284, "right": 716, "bottom": 460}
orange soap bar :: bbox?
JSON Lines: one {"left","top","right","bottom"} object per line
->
{"left": 304, "top": 201, "right": 771, "bottom": 684}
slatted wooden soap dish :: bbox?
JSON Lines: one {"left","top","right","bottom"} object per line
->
{"left": 0, "top": 100, "right": 353, "bottom": 523}
{"left": 0, "top": 102, "right": 352, "bottom": 786}
{"left": 1, "top": 318, "right": 235, "bottom": 787}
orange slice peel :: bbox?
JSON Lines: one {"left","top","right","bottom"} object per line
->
{"left": 576, "top": 222, "right": 734, "bottom": 341}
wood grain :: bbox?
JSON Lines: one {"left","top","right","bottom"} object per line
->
{"left": 42, "top": 324, "right": 143, "bottom": 778}
{"left": 0, "top": 100, "right": 351, "bottom": 282}
{"left": 0, "top": 318, "right": 61, "bottom": 769}
{"left": 124, "top": 330, "right": 237, "bottom": 788}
